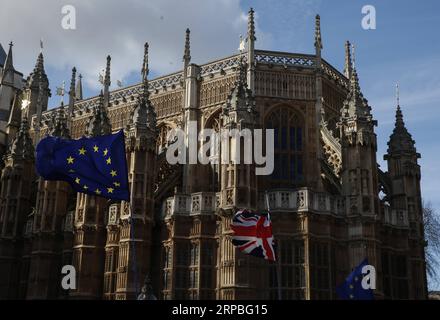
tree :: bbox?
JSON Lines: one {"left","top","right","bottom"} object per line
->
{"left": 423, "top": 200, "right": 440, "bottom": 284}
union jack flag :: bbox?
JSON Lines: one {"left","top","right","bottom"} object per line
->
{"left": 230, "top": 209, "right": 276, "bottom": 261}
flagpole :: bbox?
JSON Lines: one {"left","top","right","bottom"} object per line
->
{"left": 265, "top": 191, "right": 282, "bottom": 300}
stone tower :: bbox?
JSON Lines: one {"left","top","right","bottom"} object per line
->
{"left": 115, "top": 42, "right": 158, "bottom": 300}
{"left": 384, "top": 93, "right": 426, "bottom": 299}
{"left": 0, "top": 42, "right": 24, "bottom": 157}
{"left": 217, "top": 10, "right": 260, "bottom": 298}
{"left": 26, "top": 103, "right": 72, "bottom": 299}
{"left": 338, "top": 58, "right": 382, "bottom": 294}
{"left": 0, "top": 117, "right": 35, "bottom": 299}
{"left": 21, "top": 51, "right": 50, "bottom": 128}
{"left": 71, "top": 67, "right": 112, "bottom": 298}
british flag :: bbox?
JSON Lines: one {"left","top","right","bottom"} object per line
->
{"left": 230, "top": 209, "right": 276, "bottom": 261}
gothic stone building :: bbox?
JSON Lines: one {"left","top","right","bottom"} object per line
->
{"left": 0, "top": 10, "right": 427, "bottom": 300}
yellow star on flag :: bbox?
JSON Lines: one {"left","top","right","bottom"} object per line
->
{"left": 103, "top": 148, "right": 109, "bottom": 156}
{"left": 83, "top": 185, "right": 88, "bottom": 190}
{"left": 78, "top": 147, "right": 87, "bottom": 155}
{"left": 110, "top": 170, "right": 117, "bottom": 177}
{"left": 75, "top": 177, "right": 80, "bottom": 184}
{"left": 93, "top": 145, "right": 99, "bottom": 152}
{"left": 106, "top": 157, "right": 112, "bottom": 165}
{"left": 113, "top": 181, "right": 121, "bottom": 187}
{"left": 67, "top": 156, "right": 74, "bottom": 164}
{"left": 95, "top": 189, "right": 101, "bottom": 195}
{"left": 107, "top": 187, "right": 114, "bottom": 194}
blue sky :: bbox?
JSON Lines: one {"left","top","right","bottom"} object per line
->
{"left": 1, "top": 0, "right": 439, "bottom": 289}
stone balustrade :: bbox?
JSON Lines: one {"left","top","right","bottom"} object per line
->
{"left": 163, "top": 188, "right": 346, "bottom": 218}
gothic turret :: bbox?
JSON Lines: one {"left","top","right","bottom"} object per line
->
{"left": 27, "top": 100, "right": 71, "bottom": 299}
{"left": 1, "top": 42, "right": 15, "bottom": 83}
{"left": 223, "top": 56, "right": 256, "bottom": 128}
{"left": 338, "top": 56, "right": 381, "bottom": 286}
{"left": 9, "top": 117, "right": 34, "bottom": 161}
{"left": 128, "top": 42, "right": 157, "bottom": 137}
{"left": 341, "top": 66, "right": 373, "bottom": 121}
{"left": 86, "top": 91, "right": 111, "bottom": 137}
{"left": 383, "top": 88, "right": 425, "bottom": 298}
{"left": 218, "top": 48, "right": 258, "bottom": 300}
{"left": 72, "top": 87, "right": 111, "bottom": 299}
{"left": 0, "top": 116, "right": 35, "bottom": 299}
{"left": 117, "top": 42, "right": 158, "bottom": 299}
{"left": 1, "top": 42, "right": 24, "bottom": 157}
{"left": 386, "top": 105, "right": 418, "bottom": 157}
{"left": 27, "top": 52, "right": 49, "bottom": 91}
{"left": 49, "top": 102, "right": 70, "bottom": 138}
{"left": 22, "top": 50, "right": 50, "bottom": 119}
{"left": 220, "top": 55, "right": 257, "bottom": 206}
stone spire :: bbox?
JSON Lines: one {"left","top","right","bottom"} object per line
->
{"left": 50, "top": 102, "right": 70, "bottom": 138}
{"left": 1, "top": 42, "right": 15, "bottom": 80}
{"left": 224, "top": 55, "right": 255, "bottom": 117}
{"left": 103, "top": 55, "right": 111, "bottom": 107}
{"left": 76, "top": 74, "right": 83, "bottom": 100}
{"left": 182, "top": 28, "right": 191, "bottom": 93}
{"left": 129, "top": 42, "right": 157, "bottom": 132}
{"left": 344, "top": 40, "right": 352, "bottom": 79}
{"left": 247, "top": 8, "right": 256, "bottom": 42}
{"left": 341, "top": 63, "right": 372, "bottom": 120}
{"left": 387, "top": 90, "right": 417, "bottom": 155}
{"left": 22, "top": 49, "right": 50, "bottom": 121}
{"left": 246, "top": 8, "right": 256, "bottom": 92}
{"left": 183, "top": 28, "right": 191, "bottom": 66}
{"left": 9, "top": 116, "right": 34, "bottom": 160}
{"left": 27, "top": 51, "right": 49, "bottom": 89}
{"left": 314, "top": 14, "right": 323, "bottom": 52}
{"left": 142, "top": 43, "right": 150, "bottom": 95}
{"left": 68, "top": 67, "right": 76, "bottom": 116}
{"left": 86, "top": 90, "right": 112, "bottom": 137}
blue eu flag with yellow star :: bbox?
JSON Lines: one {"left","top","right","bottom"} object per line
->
{"left": 36, "top": 130, "right": 129, "bottom": 201}
{"left": 336, "top": 258, "right": 374, "bottom": 300}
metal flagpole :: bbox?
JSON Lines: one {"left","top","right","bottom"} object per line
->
{"left": 265, "top": 191, "right": 282, "bottom": 300}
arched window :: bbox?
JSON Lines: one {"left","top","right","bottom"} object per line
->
{"left": 204, "top": 111, "right": 221, "bottom": 191}
{"left": 266, "top": 106, "right": 304, "bottom": 187}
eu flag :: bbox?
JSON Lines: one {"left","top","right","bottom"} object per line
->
{"left": 336, "top": 258, "right": 374, "bottom": 300}
{"left": 36, "top": 130, "right": 129, "bottom": 201}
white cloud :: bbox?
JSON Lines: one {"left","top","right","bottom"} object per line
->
{"left": 0, "top": 0, "right": 262, "bottom": 91}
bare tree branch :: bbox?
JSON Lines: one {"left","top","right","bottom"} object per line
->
{"left": 423, "top": 200, "right": 440, "bottom": 285}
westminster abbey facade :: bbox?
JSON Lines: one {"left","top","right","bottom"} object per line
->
{"left": 0, "top": 9, "right": 427, "bottom": 299}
